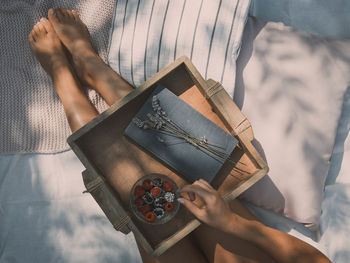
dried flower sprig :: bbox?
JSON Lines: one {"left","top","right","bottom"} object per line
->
{"left": 132, "top": 95, "right": 249, "bottom": 175}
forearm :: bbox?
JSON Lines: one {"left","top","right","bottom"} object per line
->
{"left": 223, "top": 214, "right": 330, "bottom": 263}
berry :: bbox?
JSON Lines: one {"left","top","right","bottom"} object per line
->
{"left": 152, "top": 178, "right": 162, "bottom": 187}
{"left": 133, "top": 185, "right": 145, "bottom": 197}
{"left": 153, "top": 208, "right": 165, "bottom": 219}
{"left": 154, "top": 197, "right": 166, "bottom": 207}
{"left": 142, "top": 192, "right": 154, "bottom": 204}
{"left": 164, "top": 192, "right": 175, "bottom": 202}
{"left": 163, "top": 180, "right": 174, "bottom": 192}
{"left": 164, "top": 202, "right": 175, "bottom": 211}
{"left": 145, "top": 211, "right": 156, "bottom": 222}
{"left": 142, "top": 179, "right": 153, "bottom": 190}
{"left": 138, "top": 205, "right": 151, "bottom": 215}
{"left": 150, "top": 187, "right": 161, "bottom": 197}
{"left": 134, "top": 197, "right": 144, "bottom": 207}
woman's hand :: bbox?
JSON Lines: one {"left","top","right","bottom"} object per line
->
{"left": 178, "top": 179, "right": 236, "bottom": 231}
{"left": 178, "top": 180, "right": 331, "bottom": 263}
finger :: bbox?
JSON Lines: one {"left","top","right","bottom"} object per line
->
{"left": 187, "top": 191, "right": 196, "bottom": 201}
{"left": 177, "top": 198, "right": 203, "bottom": 217}
{"left": 199, "top": 179, "right": 213, "bottom": 189}
{"left": 194, "top": 179, "right": 214, "bottom": 192}
{"left": 180, "top": 184, "right": 211, "bottom": 202}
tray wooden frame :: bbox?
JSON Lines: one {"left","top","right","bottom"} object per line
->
{"left": 67, "top": 56, "right": 268, "bottom": 257}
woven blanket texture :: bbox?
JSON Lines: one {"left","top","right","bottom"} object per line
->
{"left": 0, "top": 0, "right": 112, "bottom": 154}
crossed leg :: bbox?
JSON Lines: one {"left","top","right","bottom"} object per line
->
{"left": 29, "top": 8, "right": 275, "bottom": 263}
{"left": 28, "top": 18, "right": 98, "bottom": 132}
{"left": 28, "top": 10, "right": 207, "bottom": 263}
{"left": 191, "top": 199, "right": 277, "bottom": 263}
{"left": 48, "top": 7, "right": 133, "bottom": 106}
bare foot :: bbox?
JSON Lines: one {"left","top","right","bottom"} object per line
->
{"left": 48, "top": 8, "right": 99, "bottom": 85}
{"left": 28, "top": 18, "right": 70, "bottom": 79}
{"left": 48, "top": 8, "right": 94, "bottom": 55}
{"left": 47, "top": 7, "right": 133, "bottom": 106}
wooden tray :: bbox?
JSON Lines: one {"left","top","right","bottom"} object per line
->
{"left": 67, "top": 56, "right": 268, "bottom": 257}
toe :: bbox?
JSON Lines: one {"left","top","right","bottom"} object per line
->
{"left": 71, "top": 10, "right": 79, "bottom": 21}
{"left": 48, "top": 8, "right": 59, "bottom": 23}
{"left": 32, "top": 22, "right": 41, "bottom": 40}
{"left": 56, "top": 8, "right": 67, "bottom": 21}
{"left": 40, "top": 17, "right": 54, "bottom": 33}
{"left": 28, "top": 31, "right": 35, "bottom": 43}
{"left": 65, "top": 9, "right": 75, "bottom": 20}
{"left": 37, "top": 22, "right": 46, "bottom": 36}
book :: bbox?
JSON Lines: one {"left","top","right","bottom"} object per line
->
{"left": 124, "top": 85, "right": 238, "bottom": 183}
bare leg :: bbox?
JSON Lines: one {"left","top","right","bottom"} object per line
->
{"left": 137, "top": 237, "right": 208, "bottom": 263}
{"left": 28, "top": 18, "right": 98, "bottom": 132}
{"left": 31, "top": 9, "right": 204, "bottom": 262}
{"left": 32, "top": 9, "right": 276, "bottom": 262}
{"left": 47, "top": 8, "right": 133, "bottom": 106}
{"left": 137, "top": 199, "right": 277, "bottom": 263}
{"left": 191, "top": 199, "right": 277, "bottom": 263}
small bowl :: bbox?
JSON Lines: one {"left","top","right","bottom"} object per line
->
{"left": 130, "top": 173, "right": 180, "bottom": 225}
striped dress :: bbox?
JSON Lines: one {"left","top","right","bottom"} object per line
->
{"left": 107, "top": 0, "right": 251, "bottom": 97}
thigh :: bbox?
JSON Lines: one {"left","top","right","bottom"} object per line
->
{"left": 137, "top": 235, "right": 209, "bottom": 263}
{"left": 191, "top": 199, "right": 277, "bottom": 263}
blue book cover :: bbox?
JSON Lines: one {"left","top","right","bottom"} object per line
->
{"left": 124, "top": 85, "right": 238, "bottom": 183}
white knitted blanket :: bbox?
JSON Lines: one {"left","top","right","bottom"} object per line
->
{"left": 0, "top": 0, "right": 113, "bottom": 154}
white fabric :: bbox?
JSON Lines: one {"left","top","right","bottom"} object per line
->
{"left": 0, "top": 151, "right": 142, "bottom": 263}
{"left": 0, "top": 0, "right": 111, "bottom": 154}
{"left": 237, "top": 17, "right": 350, "bottom": 229}
{"left": 319, "top": 86, "right": 350, "bottom": 263}
{"left": 2, "top": 2, "right": 350, "bottom": 262}
{"left": 107, "top": 0, "right": 251, "bottom": 97}
{"left": 247, "top": 86, "right": 350, "bottom": 263}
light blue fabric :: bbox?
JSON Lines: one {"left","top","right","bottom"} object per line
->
{"left": 249, "top": 0, "right": 350, "bottom": 39}
{"left": 0, "top": 151, "right": 142, "bottom": 263}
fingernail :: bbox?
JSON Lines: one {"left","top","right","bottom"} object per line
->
{"left": 40, "top": 18, "right": 46, "bottom": 23}
{"left": 177, "top": 198, "right": 184, "bottom": 204}
{"left": 50, "top": 9, "right": 55, "bottom": 15}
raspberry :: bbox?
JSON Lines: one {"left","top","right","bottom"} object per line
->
{"left": 163, "top": 180, "right": 174, "bottom": 192}
{"left": 150, "top": 187, "right": 161, "bottom": 197}
{"left": 133, "top": 185, "right": 145, "bottom": 197}
{"left": 142, "top": 179, "right": 153, "bottom": 190}
{"left": 134, "top": 197, "right": 144, "bottom": 207}
{"left": 138, "top": 205, "right": 151, "bottom": 215}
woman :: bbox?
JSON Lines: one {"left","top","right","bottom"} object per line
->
{"left": 28, "top": 8, "right": 331, "bottom": 263}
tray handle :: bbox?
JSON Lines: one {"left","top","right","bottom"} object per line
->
{"left": 82, "top": 169, "right": 131, "bottom": 235}
{"left": 204, "top": 79, "right": 254, "bottom": 141}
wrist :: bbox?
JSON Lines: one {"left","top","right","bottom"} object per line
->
{"left": 219, "top": 213, "right": 243, "bottom": 234}
{"left": 220, "top": 213, "right": 262, "bottom": 239}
